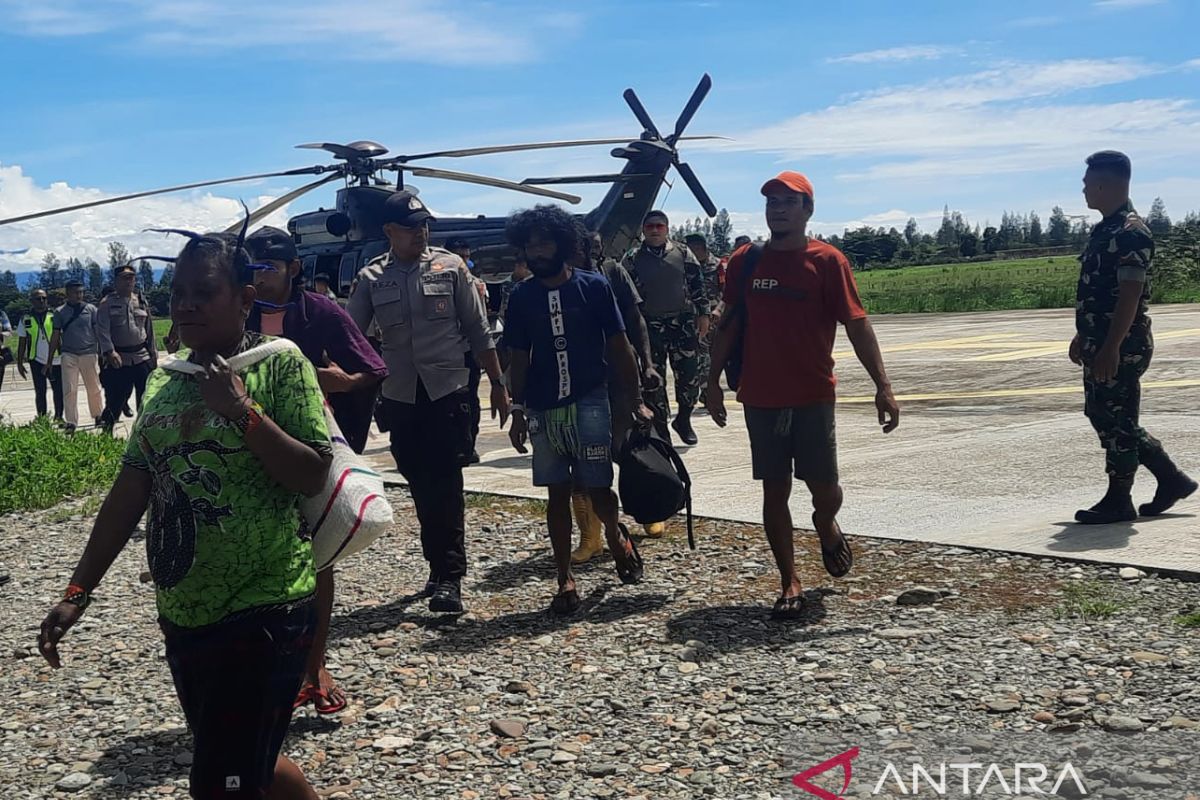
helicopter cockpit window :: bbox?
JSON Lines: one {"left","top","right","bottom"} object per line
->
{"left": 338, "top": 253, "right": 358, "bottom": 292}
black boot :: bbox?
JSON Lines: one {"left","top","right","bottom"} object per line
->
{"left": 1139, "top": 453, "right": 1198, "bottom": 517}
{"left": 1075, "top": 477, "right": 1137, "bottom": 525}
{"left": 671, "top": 406, "right": 698, "bottom": 446}
{"left": 429, "top": 578, "right": 464, "bottom": 613}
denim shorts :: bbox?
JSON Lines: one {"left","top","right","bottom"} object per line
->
{"left": 529, "top": 385, "right": 614, "bottom": 488}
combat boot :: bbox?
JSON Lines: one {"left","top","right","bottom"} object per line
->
{"left": 570, "top": 491, "right": 605, "bottom": 564}
{"left": 1075, "top": 478, "right": 1137, "bottom": 525}
{"left": 1138, "top": 452, "right": 1198, "bottom": 517}
{"left": 671, "top": 406, "right": 699, "bottom": 446}
{"left": 642, "top": 521, "right": 666, "bottom": 538}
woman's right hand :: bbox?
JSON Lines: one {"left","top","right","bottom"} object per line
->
{"left": 38, "top": 602, "right": 85, "bottom": 669}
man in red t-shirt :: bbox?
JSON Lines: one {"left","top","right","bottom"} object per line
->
{"left": 706, "top": 171, "right": 900, "bottom": 619}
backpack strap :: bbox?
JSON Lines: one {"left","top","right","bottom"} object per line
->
{"left": 717, "top": 243, "right": 765, "bottom": 333}
{"left": 658, "top": 439, "right": 696, "bottom": 551}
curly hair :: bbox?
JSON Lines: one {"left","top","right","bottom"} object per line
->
{"left": 505, "top": 204, "right": 580, "bottom": 262}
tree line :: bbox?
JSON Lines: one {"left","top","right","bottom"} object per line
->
{"left": 827, "top": 198, "right": 1188, "bottom": 270}
{"left": 1, "top": 241, "right": 173, "bottom": 326}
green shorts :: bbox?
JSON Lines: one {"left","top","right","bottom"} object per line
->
{"left": 744, "top": 403, "right": 838, "bottom": 484}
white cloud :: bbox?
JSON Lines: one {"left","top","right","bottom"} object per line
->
{"left": 0, "top": 0, "right": 580, "bottom": 65}
{"left": 708, "top": 59, "right": 1200, "bottom": 181}
{"left": 0, "top": 164, "right": 295, "bottom": 270}
{"left": 828, "top": 45, "right": 963, "bottom": 65}
{"left": 1094, "top": 0, "right": 1166, "bottom": 8}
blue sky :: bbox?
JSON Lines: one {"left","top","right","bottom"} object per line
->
{"left": 0, "top": 0, "right": 1197, "bottom": 270}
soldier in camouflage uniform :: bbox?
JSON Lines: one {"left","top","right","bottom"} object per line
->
{"left": 1070, "top": 151, "right": 1196, "bottom": 524}
{"left": 622, "top": 210, "right": 710, "bottom": 445}
{"left": 685, "top": 233, "right": 724, "bottom": 410}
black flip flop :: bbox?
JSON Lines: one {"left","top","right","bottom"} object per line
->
{"left": 770, "top": 594, "right": 806, "bottom": 620}
{"left": 549, "top": 588, "right": 581, "bottom": 615}
{"left": 815, "top": 513, "right": 853, "bottom": 578}
{"left": 614, "top": 523, "right": 644, "bottom": 585}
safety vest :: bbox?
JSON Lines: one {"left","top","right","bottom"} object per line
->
{"left": 25, "top": 312, "right": 54, "bottom": 362}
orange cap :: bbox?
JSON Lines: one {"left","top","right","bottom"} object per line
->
{"left": 760, "top": 171, "right": 814, "bottom": 199}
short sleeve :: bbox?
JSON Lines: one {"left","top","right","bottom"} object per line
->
{"left": 502, "top": 286, "right": 532, "bottom": 352}
{"left": 51, "top": 309, "right": 66, "bottom": 328}
{"left": 591, "top": 276, "right": 626, "bottom": 336}
{"left": 722, "top": 249, "right": 746, "bottom": 307}
{"left": 15, "top": 318, "right": 27, "bottom": 337}
{"left": 122, "top": 428, "right": 150, "bottom": 471}
{"left": 824, "top": 252, "right": 869, "bottom": 324}
{"left": 609, "top": 263, "right": 642, "bottom": 307}
{"left": 1114, "top": 226, "right": 1153, "bottom": 282}
{"left": 266, "top": 350, "right": 331, "bottom": 454}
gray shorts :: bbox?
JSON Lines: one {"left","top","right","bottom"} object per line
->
{"left": 744, "top": 403, "right": 838, "bottom": 484}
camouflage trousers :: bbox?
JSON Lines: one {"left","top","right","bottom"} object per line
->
{"left": 697, "top": 325, "right": 715, "bottom": 406}
{"left": 646, "top": 312, "right": 700, "bottom": 422}
{"left": 1082, "top": 343, "right": 1165, "bottom": 479}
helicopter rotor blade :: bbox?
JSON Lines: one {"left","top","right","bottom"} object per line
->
{"left": 668, "top": 73, "right": 712, "bottom": 146}
{"left": 0, "top": 166, "right": 331, "bottom": 228}
{"left": 521, "top": 173, "right": 654, "bottom": 185}
{"left": 405, "top": 166, "right": 581, "bottom": 204}
{"left": 673, "top": 160, "right": 718, "bottom": 218}
{"left": 383, "top": 136, "right": 726, "bottom": 165}
{"left": 622, "top": 88, "right": 662, "bottom": 139}
{"left": 223, "top": 173, "right": 343, "bottom": 234}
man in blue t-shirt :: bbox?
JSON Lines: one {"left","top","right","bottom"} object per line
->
{"left": 504, "top": 205, "right": 651, "bottom": 615}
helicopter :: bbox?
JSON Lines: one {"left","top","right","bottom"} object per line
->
{"left": 0, "top": 74, "right": 721, "bottom": 295}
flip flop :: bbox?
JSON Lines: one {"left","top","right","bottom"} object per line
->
{"left": 313, "top": 686, "right": 348, "bottom": 715}
{"left": 549, "top": 588, "right": 581, "bottom": 616}
{"left": 770, "top": 594, "right": 806, "bottom": 621}
{"left": 293, "top": 684, "right": 318, "bottom": 711}
{"left": 614, "top": 523, "right": 644, "bottom": 585}
{"left": 815, "top": 513, "right": 853, "bottom": 578}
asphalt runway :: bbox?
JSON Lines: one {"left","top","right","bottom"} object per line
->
{"left": 4, "top": 304, "right": 1196, "bottom": 573}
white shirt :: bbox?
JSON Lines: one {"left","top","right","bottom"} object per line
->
{"left": 16, "top": 313, "right": 61, "bottom": 366}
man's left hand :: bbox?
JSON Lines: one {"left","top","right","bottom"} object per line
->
{"left": 697, "top": 315, "right": 711, "bottom": 339}
{"left": 490, "top": 382, "right": 510, "bottom": 428}
{"left": 876, "top": 384, "right": 900, "bottom": 433}
{"left": 1092, "top": 345, "right": 1120, "bottom": 383}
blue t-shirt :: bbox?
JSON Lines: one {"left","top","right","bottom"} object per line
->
{"left": 504, "top": 268, "right": 625, "bottom": 411}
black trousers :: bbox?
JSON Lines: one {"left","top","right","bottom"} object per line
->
{"left": 31, "top": 362, "right": 64, "bottom": 419}
{"left": 328, "top": 386, "right": 378, "bottom": 456}
{"left": 464, "top": 351, "right": 482, "bottom": 448}
{"left": 381, "top": 383, "right": 474, "bottom": 581}
{"left": 100, "top": 361, "right": 151, "bottom": 426}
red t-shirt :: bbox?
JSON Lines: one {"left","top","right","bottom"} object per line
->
{"left": 722, "top": 240, "right": 867, "bottom": 408}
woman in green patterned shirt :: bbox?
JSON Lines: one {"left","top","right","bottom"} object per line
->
{"left": 38, "top": 230, "right": 333, "bottom": 800}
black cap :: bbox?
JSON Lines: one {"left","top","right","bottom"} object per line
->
{"left": 314, "top": 273, "right": 334, "bottom": 284}
{"left": 643, "top": 209, "right": 669, "bottom": 225}
{"left": 114, "top": 263, "right": 137, "bottom": 276}
{"left": 444, "top": 236, "right": 470, "bottom": 251}
{"left": 65, "top": 279, "right": 85, "bottom": 289}
{"left": 734, "top": 235, "right": 752, "bottom": 246}
{"left": 246, "top": 226, "right": 299, "bottom": 262}
{"left": 684, "top": 233, "right": 707, "bottom": 244}
{"left": 381, "top": 191, "right": 435, "bottom": 227}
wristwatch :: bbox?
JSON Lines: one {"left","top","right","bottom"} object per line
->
{"left": 233, "top": 400, "right": 265, "bottom": 437}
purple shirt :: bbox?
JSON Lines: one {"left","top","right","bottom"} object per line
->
{"left": 249, "top": 289, "right": 387, "bottom": 380}
{"left": 248, "top": 290, "right": 388, "bottom": 454}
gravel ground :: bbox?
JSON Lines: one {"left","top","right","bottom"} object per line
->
{"left": 2, "top": 488, "right": 1199, "bottom": 799}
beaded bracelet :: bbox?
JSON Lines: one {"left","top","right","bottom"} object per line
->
{"left": 63, "top": 583, "right": 91, "bottom": 611}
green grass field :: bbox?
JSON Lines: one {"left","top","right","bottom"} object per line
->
{"left": 856, "top": 255, "right": 1200, "bottom": 313}
{"left": 3, "top": 318, "right": 172, "bottom": 358}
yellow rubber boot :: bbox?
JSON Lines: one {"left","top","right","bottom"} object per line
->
{"left": 571, "top": 491, "right": 605, "bottom": 563}
{"left": 642, "top": 521, "right": 666, "bottom": 538}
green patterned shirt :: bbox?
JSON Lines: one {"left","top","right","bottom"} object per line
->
{"left": 123, "top": 333, "right": 330, "bottom": 628}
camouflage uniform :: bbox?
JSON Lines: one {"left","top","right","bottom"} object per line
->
{"left": 696, "top": 254, "right": 723, "bottom": 406}
{"left": 622, "top": 241, "right": 709, "bottom": 423}
{"left": 1075, "top": 201, "right": 1165, "bottom": 479}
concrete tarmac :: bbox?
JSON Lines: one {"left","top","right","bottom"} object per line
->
{"left": 4, "top": 305, "right": 1196, "bottom": 572}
